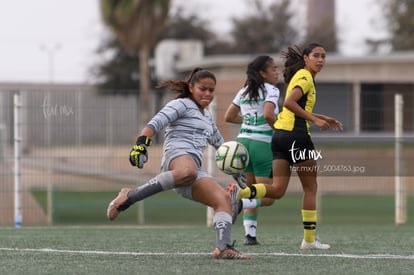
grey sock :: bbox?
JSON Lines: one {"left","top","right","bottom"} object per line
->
{"left": 213, "top": 211, "right": 233, "bottom": 251}
{"left": 157, "top": 171, "right": 175, "bottom": 190}
{"left": 127, "top": 171, "right": 174, "bottom": 204}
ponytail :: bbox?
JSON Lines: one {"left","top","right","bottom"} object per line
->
{"left": 243, "top": 55, "right": 272, "bottom": 102}
{"left": 156, "top": 67, "right": 216, "bottom": 99}
{"left": 281, "top": 43, "right": 324, "bottom": 84}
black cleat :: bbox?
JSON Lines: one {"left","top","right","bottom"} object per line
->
{"left": 244, "top": 235, "right": 261, "bottom": 246}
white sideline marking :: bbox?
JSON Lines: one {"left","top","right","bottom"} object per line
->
{"left": 1, "top": 247, "right": 414, "bottom": 260}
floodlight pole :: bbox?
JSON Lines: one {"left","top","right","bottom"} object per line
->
{"left": 40, "top": 44, "right": 60, "bottom": 83}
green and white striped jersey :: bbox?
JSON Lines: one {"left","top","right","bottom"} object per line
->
{"left": 232, "top": 82, "right": 280, "bottom": 143}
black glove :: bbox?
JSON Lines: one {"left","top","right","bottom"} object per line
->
{"left": 232, "top": 173, "right": 247, "bottom": 188}
{"left": 129, "top": 136, "right": 152, "bottom": 169}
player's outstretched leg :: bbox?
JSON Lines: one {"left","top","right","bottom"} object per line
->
{"left": 107, "top": 172, "right": 175, "bottom": 221}
{"left": 107, "top": 188, "right": 132, "bottom": 221}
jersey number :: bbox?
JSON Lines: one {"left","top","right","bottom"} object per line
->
{"left": 243, "top": 112, "right": 258, "bottom": 126}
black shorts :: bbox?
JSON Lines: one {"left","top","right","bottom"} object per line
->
{"left": 271, "top": 129, "right": 315, "bottom": 164}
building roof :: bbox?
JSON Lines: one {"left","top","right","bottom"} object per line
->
{"left": 176, "top": 51, "right": 414, "bottom": 83}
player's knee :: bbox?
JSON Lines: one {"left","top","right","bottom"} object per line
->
{"left": 178, "top": 167, "right": 198, "bottom": 183}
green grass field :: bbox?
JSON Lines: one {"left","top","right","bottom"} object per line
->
{"left": 2, "top": 191, "right": 413, "bottom": 274}
{"left": 1, "top": 225, "right": 413, "bottom": 274}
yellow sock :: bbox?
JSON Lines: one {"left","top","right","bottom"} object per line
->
{"left": 254, "top": 184, "right": 267, "bottom": 198}
{"left": 238, "top": 184, "right": 266, "bottom": 199}
{"left": 238, "top": 187, "right": 251, "bottom": 199}
{"left": 302, "top": 209, "right": 317, "bottom": 243}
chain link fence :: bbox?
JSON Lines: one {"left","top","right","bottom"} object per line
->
{"left": 0, "top": 86, "right": 413, "bottom": 226}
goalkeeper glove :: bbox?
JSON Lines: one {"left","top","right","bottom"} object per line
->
{"left": 129, "top": 135, "right": 152, "bottom": 169}
{"left": 232, "top": 173, "right": 247, "bottom": 188}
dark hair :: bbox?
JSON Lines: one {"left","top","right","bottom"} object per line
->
{"left": 242, "top": 55, "right": 273, "bottom": 102}
{"left": 156, "top": 67, "right": 216, "bottom": 99}
{"left": 281, "top": 42, "right": 324, "bottom": 84}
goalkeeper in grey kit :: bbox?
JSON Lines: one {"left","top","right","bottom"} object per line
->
{"left": 107, "top": 67, "right": 250, "bottom": 259}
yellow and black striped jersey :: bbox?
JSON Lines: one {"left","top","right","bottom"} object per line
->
{"left": 274, "top": 69, "right": 316, "bottom": 134}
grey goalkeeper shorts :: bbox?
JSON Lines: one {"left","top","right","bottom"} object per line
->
{"left": 160, "top": 152, "right": 213, "bottom": 200}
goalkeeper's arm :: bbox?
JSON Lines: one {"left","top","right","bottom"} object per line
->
{"left": 133, "top": 127, "right": 154, "bottom": 144}
{"left": 129, "top": 127, "right": 155, "bottom": 169}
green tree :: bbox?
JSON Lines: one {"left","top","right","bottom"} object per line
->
{"left": 383, "top": 0, "right": 414, "bottom": 51}
{"left": 100, "top": 0, "right": 170, "bottom": 127}
{"left": 92, "top": 35, "right": 141, "bottom": 92}
{"left": 93, "top": 0, "right": 301, "bottom": 95}
{"left": 230, "top": 0, "right": 298, "bottom": 54}
{"left": 157, "top": 8, "right": 212, "bottom": 42}
{"left": 156, "top": 8, "right": 233, "bottom": 55}
{"left": 92, "top": 7, "right": 232, "bottom": 93}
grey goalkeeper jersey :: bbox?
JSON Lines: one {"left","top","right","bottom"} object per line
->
{"left": 146, "top": 98, "right": 224, "bottom": 165}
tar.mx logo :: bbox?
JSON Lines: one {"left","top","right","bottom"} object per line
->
{"left": 41, "top": 95, "right": 74, "bottom": 119}
{"left": 289, "top": 140, "right": 322, "bottom": 163}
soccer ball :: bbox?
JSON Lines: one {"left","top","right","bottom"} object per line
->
{"left": 215, "top": 141, "right": 249, "bottom": 175}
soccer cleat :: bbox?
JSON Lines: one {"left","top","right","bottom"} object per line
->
{"left": 226, "top": 183, "right": 242, "bottom": 224}
{"left": 300, "top": 236, "right": 331, "bottom": 250}
{"left": 244, "top": 234, "right": 260, "bottom": 246}
{"left": 107, "top": 188, "right": 131, "bottom": 221}
{"left": 212, "top": 244, "right": 251, "bottom": 259}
